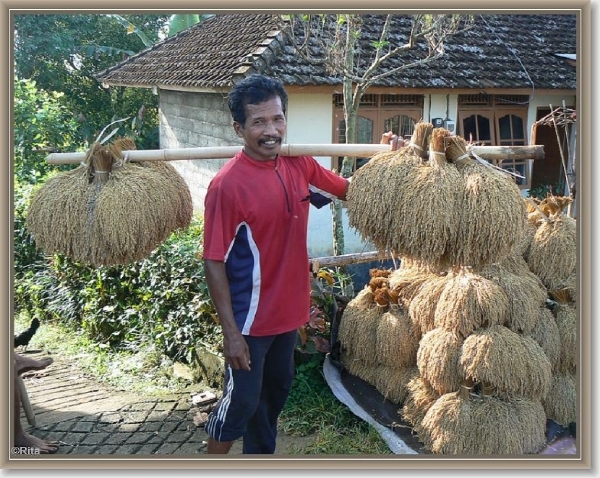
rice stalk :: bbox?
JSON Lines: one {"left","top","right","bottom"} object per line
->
{"left": 421, "top": 392, "right": 546, "bottom": 455}
{"left": 376, "top": 306, "right": 420, "bottom": 368}
{"left": 553, "top": 303, "right": 577, "bottom": 374}
{"left": 527, "top": 214, "right": 577, "bottom": 290}
{"left": 541, "top": 372, "right": 577, "bottom": 427}
{"left": 445, "top": 136, "right": 527, "bottom": 267}
{"left": 434, "top": 268, "right": 509, "bottom": 338}
{"left": 460, "top": 325, "right": 552, "bottom": 401}
{"left": 417, "top": 327, "right": 464, "bottom": 395}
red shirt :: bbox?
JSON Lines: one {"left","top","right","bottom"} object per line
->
{"left": 203, "top": 150, "right": 347, "bottom": 336}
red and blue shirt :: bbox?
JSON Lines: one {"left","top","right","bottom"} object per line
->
{"left": 203, "top": 150, "right": 347, "bottom": 336}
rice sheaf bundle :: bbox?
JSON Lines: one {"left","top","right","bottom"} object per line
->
{"left": 445, "top": 136, "right": 527, "bottom": 267}
{"left": 372, "top": 365, "right": 419, "bottom": 405}
{"left": 553, "top": 303, "right": 577, "bottom": 374}
{"left": 541, "top": 372, "right": 577, "bottom": 427}
{"left": 26, "top": 160, "right": 94, "bottom": 261}
{"left": 375, "top": 306, "right": 420, "bottom": 368}
{"left": 26, "top": 138, "right": 193, "bottom": 267}
{"left": 527, "top": 307, "right": 561, "bottom": 372}
{"left": 478, "top": 261, "right": 547, "bottom": 335}
{"left": 400, "top": 376, "right": 440, "bottom": 446}
{"left": 388, "top": 260, "right": 438, "bottom": 310}
{"left": 526, "top": 214, "right": 577, "bottom": 290}
{"left": 460, "top": 325, "right": 552, "bottom": 401}
{"left": 421, "top": 392, "right": 547, "bottom": 455}
{"left": 348, "top": 123, "right": 460, "bottom": 261}
{"left": 433, "top": 268, "right": 509, "bottom": 338}
{"left": 417, "top": 327, "right": 464, "bottom": 395}
{"left": 408, "top": 273, "right": 452, "bottom": 335}
{"left": 338, "top": 288, "right": 383, "bottom": 365}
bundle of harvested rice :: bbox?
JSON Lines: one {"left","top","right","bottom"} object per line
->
{"left": 376, "top": 306, "right": 420, "bottom": 368}
{"left": 338, "top": 287, "right": 383, "bottom": 365}
{"left": 526, "top": 214, "right": 577, "bottom": 290}
{"left": 446, "top": 136, "right": 527, "bottom": 266}
{"left": 417, "top": 327, "right": 464, "bottom": 395}
{"left": 541, "top": 372, "right": 577, "bottom": 427}
{"left": 460, "top": 325, "right": 552, "bottom": 401}
{"left": 348, "top": 123, "right": 466, "bottom": 265}
{"left": 527, "top": 307, "right": 561, "bottom": 372}
{"left": 553, "top": 303, "right": 577, "bottom": 374}
{"left": 388, "top": 261, "right": 438, "bottom": 309}
{"left": 477, "top": 261, "right": 547, "bottom": 335}
{"left": 400, "top": 375, "right": 440, "bottom": 447}
{"left": 373, "top": 365, "right": 419, "bottom": 404}
{"left": 26, "top": 139, "right": 193, "bottom": 267}
{"left": 408, "top": 273, "right": 452, "bottom": 335}
{"left": 341, "top": 353, "right": 380, "bottom": 386}
{"left": 382, "top": 127, "right": 464, "bottom": 266}
{"left": 421, "top": 391, "right": 546, "bottom": 455}
{"left": 26, "top": 158, "right": 95, "bottom": 261}
{"left": 433, "top": 267, "right": 509, "bottom": 338}
{"left": 514, "top": 213, "right": 537, "bottom": 258}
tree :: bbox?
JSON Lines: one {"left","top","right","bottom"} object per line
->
{"left": 13, "top": 14, "right": 171, "bottom": 151}
{"left": 13, "top": 79, "right": 80, "bottom": 183}
{"left": 280, "top": 14, "right": 474, "bottom": 255}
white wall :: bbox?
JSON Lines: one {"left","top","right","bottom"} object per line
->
{"left": 287, "top": 93, "right": 368, "bottom": 256}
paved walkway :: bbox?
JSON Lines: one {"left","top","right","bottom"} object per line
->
{"left": 15, "top": 349, "right": 307, "bottom": 457}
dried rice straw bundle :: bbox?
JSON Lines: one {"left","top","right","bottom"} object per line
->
{"left": 515, "top": 215, "right": 537, "bottom": 258}
{"left": 417, "top": 327, "right": 464, "bottom": 395}
{"left": 137, "top": 160, "right": 193, "bottom": 230}
{"left": 541, "top": 372, "right": 577, "bottom": 427}
{"left": 527, "top": 214, "right": 577, "bottom": 290}
{"left": 385, "top": 127, "right": 463, "bottom": 266}
{"left": 553, "top": 303, "right": 577, "bottom": 374}
{"left": 433, "top": 267, "right": 509, "bottom": 339}
{"left": 460, "top": 325, "right": 552, "bottom": 401}
{"left": 341, "top": 353, "right": 379, "bottom": 385}
{"left": 346, "top": 150, "right": 421, "bottom": 251}
{"left": 91, "top": 146, "right": 188, "bottom": 265}
{"left": 421, "top": 391, "right": 546, "bottom": 455}
{"left": 337, "top": 288, "right": 383, "bottom": 365}
{"left": 388, "top": 260, "right": 439, "bottom": 310}
{"left": 477, "top": 261, "right": 547, "bottom": 335}
{"left": 526, "top": 307, "right": 561, "bottom": 372}
{"left": 373, "top": 365, "right": 419, "bottom": 404}
{"left": 446, "top": 136, "right": 527, "bottom": 266}
{"left": 26, "top": 159, "right": 94, "bottom": 260}
{"left": 27, "top": 139, "right": 193, "bottom": 267}
{"left": 400, "top": 376, "right": 440, "bottom": 447}
{"left": 376, "top": 306, "right": 420, "bottom": 368}
{"left": 408, "top": 273, "right": 452, "bottom": 335}
{"left": 348, "top": 123, "right": 465, "bottom": 265}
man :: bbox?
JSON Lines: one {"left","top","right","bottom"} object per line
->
{"left": 202, "top": 74, "right": 402, "bottom": 454}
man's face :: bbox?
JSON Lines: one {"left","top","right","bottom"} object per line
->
{"left": 234, "top": 96, "right": 286, "bottom": 161}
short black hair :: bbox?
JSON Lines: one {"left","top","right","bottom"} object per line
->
{"left": 228, "top": 74, "right": 288, "bottom": 125}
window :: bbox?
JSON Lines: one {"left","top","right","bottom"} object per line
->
{"left": 333, "top": 94, "right": 423, "bottom": 173}
{"left": 457, "top": 94, "right": 530, "bottom": 188}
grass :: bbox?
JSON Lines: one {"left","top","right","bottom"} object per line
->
{"left": 14, "top": 311, "right": 394, "bottom": 454}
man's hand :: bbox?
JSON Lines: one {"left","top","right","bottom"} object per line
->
{"left": 381, "top": 131, "right": 405, "bottom": 151}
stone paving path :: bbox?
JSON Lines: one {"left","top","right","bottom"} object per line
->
{"left": 15, "top": 349, "right": 310, "bottom": 457}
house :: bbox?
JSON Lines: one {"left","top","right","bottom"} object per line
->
{"left": 96, "top": 13, "right": 577, "bottom": 257}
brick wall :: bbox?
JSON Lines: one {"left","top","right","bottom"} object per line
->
{"left": 159, "top": 90, "right": 240, "bottom": 213}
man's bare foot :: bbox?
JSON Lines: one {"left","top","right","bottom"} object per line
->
{"left": 14, "top": 354, "right": 53, "bottom": 375}
{"left": 14, "top": 430, "right": 59, "bottom": 454}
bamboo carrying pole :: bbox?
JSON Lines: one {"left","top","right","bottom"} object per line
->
{"left": 46, "top": 144, "right": 544, "bottom": 165}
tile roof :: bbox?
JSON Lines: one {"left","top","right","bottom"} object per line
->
{"left": 96, "top": 13, "right": 576, "bottom": 91}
